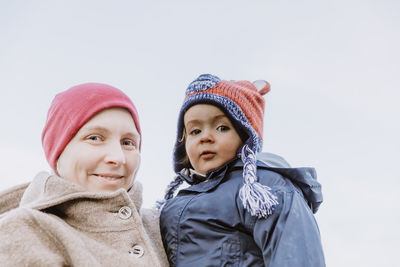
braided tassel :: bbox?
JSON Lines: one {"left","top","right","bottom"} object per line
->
{"left": 239, "top": 145, "right": 278, "bottom": 218}
{"left": 156, "top": 174, "right": 184, "bottom": 211}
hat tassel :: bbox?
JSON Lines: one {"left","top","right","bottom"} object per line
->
{"left": 156, "top": 174, "right": 184, "bottom": 211}
{"left": 239, "top": 145, "right": 278, "bottom": 218}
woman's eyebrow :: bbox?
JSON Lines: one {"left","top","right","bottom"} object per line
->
{"left": 81, "top": 126, "right": 109, "bottom": 133}
{"left": 124, "top": 131, "right": 140, "bottom": 140}
{"left": 83, "top": 126, "right": 140, "bottom": 139}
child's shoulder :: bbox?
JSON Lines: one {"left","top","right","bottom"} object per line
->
{"left": 255, "top": 153, "right": 318, "bottom": 191}
{"left": 225, "top": 156, "right": 288, "bottom": 190}
{"left": 256, "top": 152, "right": 292, "bottom": 188}
{"left": 256, "top": 153, "right": 323, "bottom": 213}
{"left": 224, "top": 152, "right": 322, "bottom": 214}
{"left": 228, "top": 152, "right": 317, "bottom": 192}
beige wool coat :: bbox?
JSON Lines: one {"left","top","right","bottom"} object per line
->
{"left": 0, "top": 172, "right": 169, "bottom": 266}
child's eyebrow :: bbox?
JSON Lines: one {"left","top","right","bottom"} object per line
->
{"left": 211, "top": 114, "right": 231, "bottom": 124}
{"left": 185, "top": 114, "right": 229, "bottom": 126}
{"left": 213, "top": 114, "right": 228, "bottom": 120}
{"left": 184, "top": 120, "right": 201, "bottom": 129}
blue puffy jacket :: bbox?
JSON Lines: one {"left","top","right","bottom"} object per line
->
{"left": 160, "top": 153, "right": 325, "bottom": 266}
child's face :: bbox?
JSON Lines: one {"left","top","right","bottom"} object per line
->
{"left": 183, "top": 104, "right": 243, "bottom": 175}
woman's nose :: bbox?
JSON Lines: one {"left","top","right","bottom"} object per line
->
{"left": 104, "top": 142, "right": 126, "bottom": 165}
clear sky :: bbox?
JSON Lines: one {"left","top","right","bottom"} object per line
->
{"left": 1, "top": 1, "right": 399, "bottom": 266}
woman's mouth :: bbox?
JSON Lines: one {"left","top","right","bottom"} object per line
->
{"left": 93, "top": 174, "right": 124, "bottom": 181}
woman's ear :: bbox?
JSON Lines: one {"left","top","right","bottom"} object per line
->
{"left": 55, "top": 159, "right": 61, "bottom": 176}
{"left": 55, "top": 155, "right": 64, "bottom": 176}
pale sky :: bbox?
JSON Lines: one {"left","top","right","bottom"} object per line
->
{"left": 1, "top": 1, "right": 399, "bottom": 266}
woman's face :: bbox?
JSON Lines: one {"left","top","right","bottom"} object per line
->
{"left": 56, "top": 108, "right": 141, "bottom": 192}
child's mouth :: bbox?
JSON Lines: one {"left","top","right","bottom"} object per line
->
{"left": 201, "top": 151, "right": 216, "bottom": 160}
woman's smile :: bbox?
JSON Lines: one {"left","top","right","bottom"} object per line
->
{"left": 56, "top": 108, "right": 141, "bottom": 192}
{"left": 91, "top": 173, "right": 124, "bottom": 183}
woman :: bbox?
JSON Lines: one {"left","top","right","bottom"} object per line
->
{"left": 0, "top": 83, "right": 169, "bottom": 266}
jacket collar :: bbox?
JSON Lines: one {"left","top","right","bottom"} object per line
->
{"left": 177, "top": 154, "right": 323, "bottom": 213}
{"left": 177, "top": 158, "right": 239, "bottom": 193}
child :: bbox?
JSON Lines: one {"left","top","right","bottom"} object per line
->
{"left": 158, "top": 74, "right": 325, "bottom": 266}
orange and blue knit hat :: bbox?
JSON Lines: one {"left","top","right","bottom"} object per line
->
{"left": 160, "top": 74, "right": 278, "bottom": 218}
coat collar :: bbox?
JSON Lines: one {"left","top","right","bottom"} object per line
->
{"left": 11, "top": 172, "right": 144, "bottom": 231}
{"left": 19, "top": 172, "right": 142, "bottom": 210}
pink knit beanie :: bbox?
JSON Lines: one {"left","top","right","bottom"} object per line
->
{"left": 42, "top": 83, "right": 141, "bottom": 172}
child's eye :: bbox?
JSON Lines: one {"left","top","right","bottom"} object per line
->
{"left": 189, "top": 129, "right": 201, "bottom": 135}
{"left": 217, "top": 125, "right": 230, "bottom": 132}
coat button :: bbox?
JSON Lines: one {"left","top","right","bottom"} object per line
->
{"left": 118, "top": 206, "right": 132, "bottom": 219}
{"left": 129, "top": 245, "right": 144, "bottom": 258}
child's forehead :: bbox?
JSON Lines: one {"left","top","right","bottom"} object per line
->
{"left": 185, "top": 103, "right": 226, "bottom": 113}
{"left": 184, "top": 104, "right": 229, "bottom": 122}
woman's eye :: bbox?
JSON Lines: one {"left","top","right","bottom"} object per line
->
{"left": 217, "top": 125, "right": 229, "bottom": 132}
{"left": 122, "top": 139, "right": 136, "bottom": 148}
{"left": 87, "top": 135, "right": 102, "bottom": 142}
{"left": 189, "top": 129, "right": 201, "bottom": 135}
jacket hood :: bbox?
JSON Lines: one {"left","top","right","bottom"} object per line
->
{"left": 239, "top": 152, "right": 323, "bottom": 213}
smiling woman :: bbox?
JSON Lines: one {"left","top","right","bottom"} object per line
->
{"left": 57, "top": 108, "right": 141, "bottom": 192}
{"left": 0, "top": 83, "right": 168, "bottom": 266}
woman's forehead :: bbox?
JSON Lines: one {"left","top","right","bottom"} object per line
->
{"left": 80, "top": 108, "right": 139, "bottom": 135}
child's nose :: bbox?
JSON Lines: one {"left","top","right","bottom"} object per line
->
{"left": 200, "top": 129, "right": 214, "bottom": 143}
